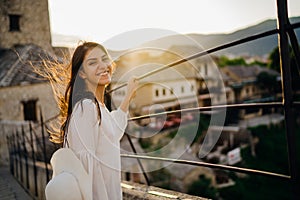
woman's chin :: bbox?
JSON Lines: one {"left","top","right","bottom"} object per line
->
{"left": 98, "top": 79, "right": 111, "bottom": 86}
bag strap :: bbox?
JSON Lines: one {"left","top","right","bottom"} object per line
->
{"left": 63, "top": 133, "right": 69, "bottom": 148}
{"left": 66, "top": 99, "right": 102, "bottom": 162}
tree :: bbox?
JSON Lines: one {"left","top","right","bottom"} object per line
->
{"left": 218, "top": 56, "right": 247, "bottom": 67}
{"left": 268, "top": 47, "right": 281, "bottom": 72}
{"left": 187, "top": 174, "right": 218, "bottom": 199}
{"left": 256, "top": 71, "right": 280, "bottom": 96}
{"left": 268, "top": 46, "right": 300, "bottom": 92}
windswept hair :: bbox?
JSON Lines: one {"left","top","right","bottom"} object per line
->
{"left": 33, "top": 42, "right": 115, "bottom": 144}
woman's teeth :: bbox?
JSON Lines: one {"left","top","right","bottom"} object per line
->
{"left": 98, "top": 70, "right": 109, "bottom": 76}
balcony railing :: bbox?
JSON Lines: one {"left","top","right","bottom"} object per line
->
{"left": 5, "top": 0, "right": 300, "bottom": 199}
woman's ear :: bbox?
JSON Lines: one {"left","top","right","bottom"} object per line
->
{"left": 78, "top": 70, "right": 86, "bottom": 79}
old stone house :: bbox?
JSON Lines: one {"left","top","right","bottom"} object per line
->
{"left": 0, "top": 44, "right": 58, "bottom": 122}
{"left": 0, "top": 0, "right": 58, "bottom": 164}
{"left": 111, "top": 45, "right": 231, "bottom": 119}
{"left": 0, "top": 0, "right": 57, "bottom": 123}
{"left": 222, "top": 65, "right": 280, "bottom": 119}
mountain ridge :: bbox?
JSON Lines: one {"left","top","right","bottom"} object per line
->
{"left": 141, "top": 16, "right": 300, "bottom": 56}
{"left": 52, "top": 16, "right": 300, "bottom": 57}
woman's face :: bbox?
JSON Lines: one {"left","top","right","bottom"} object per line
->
{"left": 79, "top": 46, "right": 113, "bottom": 88}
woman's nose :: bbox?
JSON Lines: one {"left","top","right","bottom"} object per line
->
{"left": 98, "top": 61, "right": 109, "bottom": 69}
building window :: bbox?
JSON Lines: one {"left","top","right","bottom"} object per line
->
{"left": 9, "top": 14, "right": 21, "bottom": 32}
{"left": 246, "top": 87, "right": 250, "bottom": 95}
{"left": 155, "top": 89, "right": 159, "bottom": 97}
{"left": 181, "top": 86, "right": 185, "bottom": 93}
{"left": 191, "top": 85, "right": 194, "bottom": 91}
{"left": 125, "top": 172, "right": 131, "bottom": 181}
{"left": 162, "top": 88, "right": 166, "bottom": 96}
{"left": 22, "top": 99, "right": 38, "bottom": 121}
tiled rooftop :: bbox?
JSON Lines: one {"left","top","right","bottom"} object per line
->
{"left": 0, "top": 44, "right": 54, "bottom": 87}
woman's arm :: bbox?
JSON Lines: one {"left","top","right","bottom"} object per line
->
{"left": 119, "top": 77, "right": 139, "bottom": 113}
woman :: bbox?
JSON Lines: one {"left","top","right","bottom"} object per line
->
{"left": 46, "top": 42, "right": 138, "bottom": 199}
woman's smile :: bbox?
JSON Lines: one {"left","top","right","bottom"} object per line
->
{"left": 96, "top": 69, "right": 110, "bottom": 77}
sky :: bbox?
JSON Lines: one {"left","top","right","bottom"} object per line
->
{"left": 48, "top": 0, "right": 300, "bottom": 50}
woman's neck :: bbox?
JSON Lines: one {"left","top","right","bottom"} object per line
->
{"left": 86, "top": 83, "right": 105, "bottom": 105}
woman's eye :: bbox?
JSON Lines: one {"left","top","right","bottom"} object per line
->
{"left": 88, "top": 61, "right": 97, "bottom": 66}
{"left": 102, "top": 57, "right": 110, "bottom": 62}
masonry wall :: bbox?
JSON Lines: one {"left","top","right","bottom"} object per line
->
{"left": 0, "top": 0, "right": 52, "bottom": 51}
{"left": 0, "top": 82, "right": 58, "bottom": 122}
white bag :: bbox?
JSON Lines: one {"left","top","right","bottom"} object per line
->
{"left": 45, "top": 148, "right": 92, "bottom": 200}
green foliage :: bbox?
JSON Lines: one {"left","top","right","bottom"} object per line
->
{"left": 217, "top": 55, "right": 268, "bottom": 68}
{"left": 249, "top": 60, "right": 267, "bottom": 67}
{"left": 218, "top": 56, "right": 247, "bottom": 67}
{"left": 268, "top": 45, "right": 300, "bottom": 91}
{"left": 149, "top": 168, "right": 172, "bottom": 188}
{"left": 139, "top": 138, "right": 152, "bottom": 149}
{"left": 219, "top": 179, "right": 245, "bottom": 200}
{"left": 245, "top": 124, "right": 289, "bottom": 174}
{"left": 187, "top": 174, "right": 218, "bottom": 199}
{"left": 256, "top": 71, "right": 280, "bottom": 95}
{"left": 220, "top": 174, "right": 292, "bottom": 200}
{"left": 268, "top": 47, "right": 281, "bottom": 72}
{"left": 218, "top": 124, "right": 300, "bottom": 200}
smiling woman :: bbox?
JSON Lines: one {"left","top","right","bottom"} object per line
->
{"left": 79, "top": 46, "right": 114, "bottom": 97}
{"left": 40, "top": 42, "right": 139, "bottom": 200}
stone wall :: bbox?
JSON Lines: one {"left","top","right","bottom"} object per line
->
{"left": 0, "top": 0, "right": 52, "bottom": 51}
{"left": 0, "top": 82, "right": 58, "bottom": 164}
{"left": 0, "top": 82, "right": 58, "bottom": 121}
{"left": 122, "top": 181, "right": 208, "bottom": 200}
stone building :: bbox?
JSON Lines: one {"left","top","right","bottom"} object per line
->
{"left": 222, "top": 65, "right": 280, "bottom": 119}
{"left": 0, "top": 0, "right": 58, "bottom": 123}
{"left": 111, "top": 45, "right": 229, "bottom": 116}
{"left": 0, "top": 0, "right": 58, "bottom": 165}
{"left": 0, "top": 43, "right": 58, "bottom": 121}
{"left": 0, "top": 0, "right": 52, "bottom": 51}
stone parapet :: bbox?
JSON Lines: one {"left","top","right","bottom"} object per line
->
{"left": 122, "top": 181, "right": 209, "bottom": 200}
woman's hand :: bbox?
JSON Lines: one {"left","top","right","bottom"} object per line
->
{"left": 126, "top": 77, "right": 139, "bottom": 100}
{"left": 120, "top": 77, "right": 139, "bottom": 112}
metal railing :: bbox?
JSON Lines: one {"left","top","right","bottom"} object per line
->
{"left": 6, "top": 111, "right": 57, "bottom": 199}
{"left": 115, "top": 0, "right": 299, "bottom": 199}
{"left": 5, "top": 0, "right": 299, "bottom": 199}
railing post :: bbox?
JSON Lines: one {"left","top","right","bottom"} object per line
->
{"left": 40, "top": 108, "right": 50, "bottom": 183}
{"left": 125, "top": 133, "right": 150, "bottom": 186}
{"left": 276, "top": 0, "right": 298, "bottom": 199}
{"left": 6, "top": 135, "right": 14, "bottom": 175}
{"left": 22, "top": 125, "right": 30, "bottom": 189}
{"left": 29, "top": 122, "right": 38, "bottom": 197}
{"left": 13, "top": 132, "right": 18, "bottom": 179}
{"left": 16, "top": 130, "right": 23, "bottom": 183}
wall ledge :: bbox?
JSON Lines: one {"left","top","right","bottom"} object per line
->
{"left": 122, "top": 181, "right": 209, "bottom": 200}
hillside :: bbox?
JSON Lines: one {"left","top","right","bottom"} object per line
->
{"left": 52, "top": 16, "right": 300, "bottom": 57}
{"left": 141, "top": 16, "right": 300, "bottom": 57}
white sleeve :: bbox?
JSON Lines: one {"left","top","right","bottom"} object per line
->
{"left": 110, "top": 108, "right": 128, "bottom": 139}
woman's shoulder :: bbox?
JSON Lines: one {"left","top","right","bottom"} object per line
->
{"left": 73, "top": 99, "right": 98, "bottom": 113}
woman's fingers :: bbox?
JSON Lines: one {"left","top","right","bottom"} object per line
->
{"left": 128, "top": 77, "right": 139, "bottom": 99}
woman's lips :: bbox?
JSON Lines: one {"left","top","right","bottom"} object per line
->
{"left": 96, "top": 70, "right": 110, "bottom": 76}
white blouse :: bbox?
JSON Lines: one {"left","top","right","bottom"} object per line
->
{"left": 67, "top": 99, "right": 128, "bottom": 200}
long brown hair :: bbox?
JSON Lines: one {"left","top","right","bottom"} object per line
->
{"left": 35, "top": 42, "right": 114, "bottom": 144}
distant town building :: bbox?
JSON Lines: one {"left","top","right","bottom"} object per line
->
{"left": 222, "top": 65, "right": 280, "bottom": 119}
{"left": 111, "top": 45, "right": 229, "bottom": 121}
